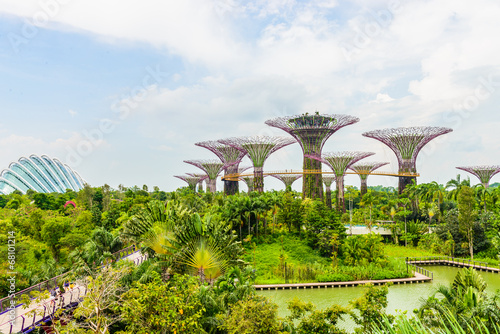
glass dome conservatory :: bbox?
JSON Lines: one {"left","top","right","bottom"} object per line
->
{"left": 0, "top": 154, "right": 85, "bottom": 195}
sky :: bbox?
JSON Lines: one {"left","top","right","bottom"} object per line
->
{"left": 1, "top": 0, "right": 500, "bottom": 192}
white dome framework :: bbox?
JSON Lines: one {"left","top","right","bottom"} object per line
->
{"left": 0, "top": 154, "right": 85, "bottom": 195}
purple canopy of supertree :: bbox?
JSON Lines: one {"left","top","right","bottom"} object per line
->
{"left": 307, "top": 151, "right": 375, "bottom": 212}
{"left": 265, "top": 113, "right": 360, "bottom": 199}
{"left": 362, "top": 126, "right": 452, "bottom": 193}
{"left": 349, "top": 162, "right": 389, "bottom": 195}
{"left": 195, "top": 140, "right": 248, "bottom": 195}
{"left": 456, "top": 165, "right": 500, "bottom": 188}
{"left": 184, "top": 160, "right": 225, "bottom": 193}
{"left": 174, "top": 175, "right": 204, "bottom": 192}
{"left": 270, "top": 174, "right": 302, "bottom": 191}
{"left": 219, "top": 136, "right": 296, "bottom": 192}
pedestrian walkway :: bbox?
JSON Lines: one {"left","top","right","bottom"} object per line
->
{"left": 0, "top": 249, "right": 147, "bottom": 334}
{"left": 254, "top": 272, "right": 431, "bottom": 290}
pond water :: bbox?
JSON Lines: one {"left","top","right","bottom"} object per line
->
{"left": 257, "top": 266, "right": 500, "bottom": 331}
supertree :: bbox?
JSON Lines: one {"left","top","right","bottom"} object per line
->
{"left": 186, "top": 173, "right": 208, "bottom": 192}
{"left": 184, "top": 160, "right": 225, "bottom": 193}
{"left": 174, "top": 175, "right": 204, "bottom": 192}
{"left": 195, "top": 140, "right": 247, "bottom": 195}
{"left": 362, "top": 126, "right": 453, "bottom": 194}
{"left": 241, "top": 174, "right": 269, "bottom": 193}
{"left": 265, "top": 113, "right": 360, "bottom": 200}
{"left": 219, "top": 136, "right": 296, "bottom": 192}
{"left": 322, "top": 175, "right": 336, "bottom": 209}
{"left": 307, "top": 151, "right": 374, "bottom": 212}
{"left": 456, "top": 166, "right": 500, "bottom": 188}
{"left": 270, "top": 174, "right": 302, "bottom": 192}
{"left": 349, "top": 162, "right": 389, "bottom": 196}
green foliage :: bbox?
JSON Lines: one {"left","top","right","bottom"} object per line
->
{"left": 350, "top": 283, "right": 394, "bottom": 334}
{"left": 458, "top": 186, "right": 478, "bottom": 259}
{"left": 287, "top": 297, "right": 349, "bottom": 334}
{"left": 120, "top": 273, "right": 205, "bottom": 334}
{"left": 219, "top": 295, "right": 282, "bottom": 334}
{"left": 41, "top": 216, "right": 71, "bottom": 262}
{"left": 342, "top": 233, "right": 386, "bottom": 266}
{"left": 417, "top": 268, "right": 500, "bottom": 332}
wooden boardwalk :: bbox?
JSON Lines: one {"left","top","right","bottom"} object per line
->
{"left": 255, "top": 272, "right": 431, "bottom": 290}
{"left": 407, "top": 257, "right": 500, "bottom": 274}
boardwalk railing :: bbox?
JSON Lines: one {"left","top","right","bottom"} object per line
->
{"left": 0, "top": 245, "right": 138, "bottom": 314}
{"left": 1, "top": 285, "right": 88, "bottom": 334}
{"left": 406, "top": 262, "right": 433, "bottom": 280}
{"left": 406, "top": 256, "right": 499, "bottom": 273}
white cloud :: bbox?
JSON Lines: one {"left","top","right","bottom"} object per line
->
{"left": 2, "top": 0, "right": 500, "bottom": 189}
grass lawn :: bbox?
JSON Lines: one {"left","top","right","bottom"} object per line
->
{"left": 384, "top": 244, "right": 442, "bottom": 258}
{"left": 243, "top": 234, "right": 329, "bottom": 284}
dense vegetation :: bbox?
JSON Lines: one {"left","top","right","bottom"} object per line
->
{"left": 1, "top": 175, "right": 500, "bottom": 333}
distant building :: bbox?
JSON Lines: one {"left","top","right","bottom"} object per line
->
{"left": 0, "top": 154, "right": 85, "bottom": 194}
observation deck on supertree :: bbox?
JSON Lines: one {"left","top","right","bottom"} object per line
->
{"left": 349, "top": 162, "right": 389, "bottom": 196}
{"left": 195, "top": 140, "right": 247, "bottom": 195}
{"left": 307, "top": 151, "right": 374, "bottom": 212}
{"left": 174, "top": 175, "right": 204, "bottom": 192}
{"left": 362, "top": 126, "right": 453, "bottom": 194}
{"left": 183, "top": 160, "right": 225, "bottom": 193}
{"left": 270, "top": 174, "right": 302, "bottom": 192}
{"left": 456, "top": 165, "right": 500, "bottom": 188}
{"left": 266, "top": 113, "right": 359, "bottom": 200}
{"left": 219, "top": 136, "right": 295, "bottom": 193}
{"left": 322, "top": 175, "right": 336, "bottom": 209}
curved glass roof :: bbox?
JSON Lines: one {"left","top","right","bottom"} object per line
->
{"left": 0, "top": 155, "right": 85, "bottom": 194}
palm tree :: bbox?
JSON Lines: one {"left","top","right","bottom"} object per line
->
{"left": 446, "top": 174, "right": 470, "bottom": 201}
{"left": 417, "top": 268, "right": 499, "bottom": 332}
{"left": 474, "top": 184, "right": 492, "bottom": 213}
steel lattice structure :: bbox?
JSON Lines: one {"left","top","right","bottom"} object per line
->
{"left": 174, "top": 175, "right": 204, "bottom": 192}
{"left": 270, "top": 174, "right": 302, "bottom": 192}
{"left": 322, "top": 175, "right": 336, "bottom": 209}
{"left": 349, "top": 162, "right": 389, "bottom": 196}
{"left": 186, "top": 173, "right": 208, "bottom": 191}
{"left": 307, "top": 151, "right": 374, "bottom": 212}
{"left": 184, "top": 160, "right": 225, "bottom": 193}
{"left": 219, "top": 136, "right": 295, "bottom": 192}
{"left": 456, "top": 165, "right": 500, "bottom": 188}
{"left": 362, "top": 126, "right": 452, "bottom": 193}
{"left": 266, "top": 113, "right": 359, "bottom": 199}
{"left": 195, "top": 140, "right": 248, "bottom": 195}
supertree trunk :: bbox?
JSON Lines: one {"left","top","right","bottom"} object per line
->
{"left": 254, "top": 167, "right": 264, "bottom": 193}
{"left": 325, "top": 185, "right": 332, "bottom": 209}
{"left": 399, "top": 160, "right": 416, "bottom": 194}
{"left": 360, "top": 179, "right": 368, "bottom": 196}
{"left": 224, "top": 165, "right": 239, "bottom": 195}
{"left": 207, "top": 179, "right": 216, "bottom": 193}
{"left": 337, "top": 176, "right": 345, "bottom": 213}
{"left": 303, "top": 156, "right": 323, "bottom": 200}
{"left": 398, "top": 176, "right": 415, "bottom": 194}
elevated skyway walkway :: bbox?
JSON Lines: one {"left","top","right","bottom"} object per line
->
{"left": 0, "top": 246, "right": 147, "bottom": 334}
{"left": 221, "top": 169, "right": 420, "bottom": 181}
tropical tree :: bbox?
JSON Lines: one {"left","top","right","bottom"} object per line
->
{"left": 446, "top": 174, "right": 471, "bottom": 201}
{"left": 458, "top": 186, "right": 478, "bottom": 259}
{"left": 360, "top": 191, "right": 379, "bottom": 232}
{"left": 417, "top": 268, "right": 500, "bottom": 332}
